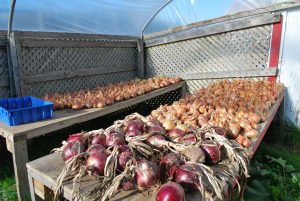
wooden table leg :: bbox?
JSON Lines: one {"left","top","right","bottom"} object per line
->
{"left": 28, "top": 174, "right": 36, "bottom": 201}
{"left": 11, "top": 136, "right": 30, "bottom": 201}
{"left": 181, "top": 82, "right": 187, "bottom": 97}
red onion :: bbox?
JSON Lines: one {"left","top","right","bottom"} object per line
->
{"left": 156, "top": 182, "right": 185, "bottom": 201}
{"left": 91, "top": 134, "right": 106, "bottom": 146}
{"left": 147, "top": 135, "right": 166, "bottom": 149}
{"left": 212, "top": 126, "right": 227, "bottom": 137}
{"left": 67, "top": 133, "right": 83, "bottom": 143}
{"left": 173, "top": 164, "right": 201, "bottom": 190}
{"left": 160, "top": 153, "right": 183, "bottom": 178}
{"left": 62, "top": 141, "right": 85, "bottom": 161}
{"left": 86, "top": 153, "right": 107, "bottom": 176}
{"left": 200, "top": 141, "right": 221, "bottom": 164}
{"left": 126, "top": 120, "right": 144, "bottom": 132}
{"left": 126, "top": 129, "right": 142, "bottom": 138}
{"left": 107, "top": 128, "right": 125, "bottom": 138}
{"left": 118, "top": 149, "right": 133, "bottom": 171}
{"left": 147, "top": 119, "right": 161, "bottom": 128}
{"left": 173, "top": 134, "right": 196, "bottom": 145}
{"left": 181, "top": 146, "right": 205, "bottom": 163}
{"left": 117, "top": 145, "right": 129, "bottom": 152}
{"left": 106, "top": 133, "right": 125, "bottom": 147}
{"left": 121, "top": 178, "right": 135, "bottom": 191}
{"left": 168, "top": 128, "right": 185, "bottom": 139}
{"left": 135, "top": 160, "right": 160, "bottom": 190}
{"left": 148, "top": 126, "right": 166, "bottom": 135}
{"left": 87, "top": 144, "right": 106, "bottom": 155}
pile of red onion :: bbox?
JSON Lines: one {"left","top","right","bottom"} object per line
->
{"left": 57, "top": 112, "right": 249, "bottom": 201}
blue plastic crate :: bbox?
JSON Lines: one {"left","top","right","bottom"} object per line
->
{"left": 0, "top": 96, "right": 53, "bottom": 126}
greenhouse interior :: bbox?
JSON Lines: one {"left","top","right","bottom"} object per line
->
{"left": 0, "top": 0, "right": 300, "bottom": 200}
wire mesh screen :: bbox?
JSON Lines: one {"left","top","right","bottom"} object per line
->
{"left": 145, "top": 25, "right": 272, "bottom": 93}
{"left": 0, "top": 36, "right": 10, "bottom": 98}
{"left": 13, "top": 32, "right": 138, "bottom": 97}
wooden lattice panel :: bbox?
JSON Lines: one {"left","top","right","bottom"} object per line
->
{"left": 145, "top": 25, "right": 272, "bottom": 93}
{"left": 0, "top": 36, "right": 10, "bottom": 98}
{"left": 10, "top": 32, "right": 139, "bottom": 97}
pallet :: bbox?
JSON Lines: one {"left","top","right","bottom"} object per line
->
{"left": 26, "top": 91, "right": 285, "bottom": 201}
{"left": 0, "top": 81, "right": 186, "bottom": 201}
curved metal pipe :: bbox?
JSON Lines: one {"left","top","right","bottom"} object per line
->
{"left": 8, "top": 0, "right": 16, "bottom": 37}
{"left": 141, "top": 0, "right": 174, "bottom": 38}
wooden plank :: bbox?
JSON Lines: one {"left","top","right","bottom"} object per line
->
{"left": 5, "top": 138, "right": 13, "bottom": 152}
{"left": 167, "top": 68, "right": 278, "bottom": 80}
{"left": 28, "top": 175, "right": 36, "bottom": 201}
{"left": 137, "top": 40, "right": 145, "bottom": 78}
{"left": 250, "top": 91, "right": 285, "bottom": 157}
{"left": 12, "top": 135, "right": 30, "bottom": 201}
{"left": 23, "top": 66, "right": 136, "bottom": 84}
{"left": 9, "top": 32, "right": 25, "bottom": 96}
{"left": 0, "top": 81, "right": 185, "bottom": 141}
{"left": 0, "top": 75, "right": 9, "bottom": 87}
{"left": 15, "top": 31, "right": 139, "bottom": 41}
{"left": 143, "top": 2, "right": 300, "bottom": 40}
{"left": 27, "top": 154, "right": 236, "bottom": 201}
{"left": 21, "top": 39, "right": 137, "bottom": 48}
{"left": 145, "top": 13, "right": 280, "bottom": 47}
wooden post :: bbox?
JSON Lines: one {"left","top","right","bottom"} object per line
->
{"left": 181, "top": 82, "right": 187, "bottom": 98}
{"left": 137, "top": 40, "right": 145, "bottom": 79}
{"left": 12, "top": 135, "right": 30, "bottom": 201}
{"left": 28, "top": 174, "right": 36, "bottom": 201}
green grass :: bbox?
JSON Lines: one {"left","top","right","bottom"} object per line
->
{"left": 0, "top": 177, "right": 17, "bottom": 201}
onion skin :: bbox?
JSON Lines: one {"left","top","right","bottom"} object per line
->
{"left": 67, "top": 133, "right": 83, "bottom": 143}
{"left": 181, "top": 146, "right": 205, "bottom": 163}
{"left": 156, "top": 182, "right": 185, "bottom": 201}
{"left": 147, "top": 135, "right": 166, "bottom": 149}
{"left": 86, "top": 153, "right": 108, "bottom": 176}
{"left": 135, "top": 160, "right": 160, "bottom": 190}
{"left": 173, "top": 134, "right": 196, "bottom": 145}
{"left": 62, "top": 141, "right": 85, "bottom": 161}
{"left": 148, "top": 126, "right": 166, "bottom": 135}
{"left": 168, "top": 128, "right": 185, "bottom": 139}
{"left": 87, "top": 144, "right": 106, "bottom": 155}
{"left": 200, "top": 141, "right": 221, "bottom": 164}
{"left": 173, "top": 165, "right": 200, "bottom": 190}
{"left": 162, "top": 120, "right": 176, "bottom": 131}
{"left": 126, "top": 120, "right": 144, "bottom": 132}
{"left": 106, "top": 133, "right": 125, "bottom": 147}
{"left": 126, "top": 129, "right": 142, "bottom": 138}
{"left": 91, "top": 134, "right": 106, "bottom": 146}
{"left": 244, "top": 129, "right": 258, "bottom": 139}
{"left": 118, "top": 149, "right": 133, "bottom": 171}
{"left": 160, "top": 153, "right": 183, "bottom": 178}
{"left": 121, "top": 179, "right": 135, "bottom": 191}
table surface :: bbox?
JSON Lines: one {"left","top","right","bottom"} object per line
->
{"left": 26, "top": 91, "right": 285, "bottom": 201}
{"left": 0, "top": 81, "right": 185, "bottom": 141}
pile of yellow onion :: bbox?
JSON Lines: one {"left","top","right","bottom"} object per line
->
{"left": 43, "top": 77, "right": 182, "bottom": 110}
{"left": 151, "top": 80, "right": 284, "bottom": 148}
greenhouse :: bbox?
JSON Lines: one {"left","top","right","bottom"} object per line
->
{"left": 0, "top": 0, "right": 300, "bottom": 200}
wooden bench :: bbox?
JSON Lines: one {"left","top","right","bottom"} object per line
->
{"left": 0, "top": 81, "right": 186, "bottom": 201}
{"left": 26, "top": 92, "right": 285, "bottom": 201}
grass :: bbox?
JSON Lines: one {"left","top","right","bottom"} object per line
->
{"left": 0, "top": 121, "right": 299, "bottom": 200}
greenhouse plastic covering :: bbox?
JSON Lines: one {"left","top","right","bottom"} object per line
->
{"left": 0, "top": 0, "right": 298, "bottom": 36}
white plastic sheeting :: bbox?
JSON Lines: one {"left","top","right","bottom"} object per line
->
{"left": 278, "top": 8, "right": 300, "bottom": 127}
{"left": 0, "top": 0, "right": 168, "bottom": 36}
{"left": 0, "top": 0, "right": 298, "bottom": 36}
{"left": 144, "top": 0, "right": 297, "bottom": 35}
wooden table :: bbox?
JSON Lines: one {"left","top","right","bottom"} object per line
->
{"left": 26, "top": 91, "right": 284, "bottom": 201}
{"left": 0, "top": 81, "right": 186, "bottom": 201}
